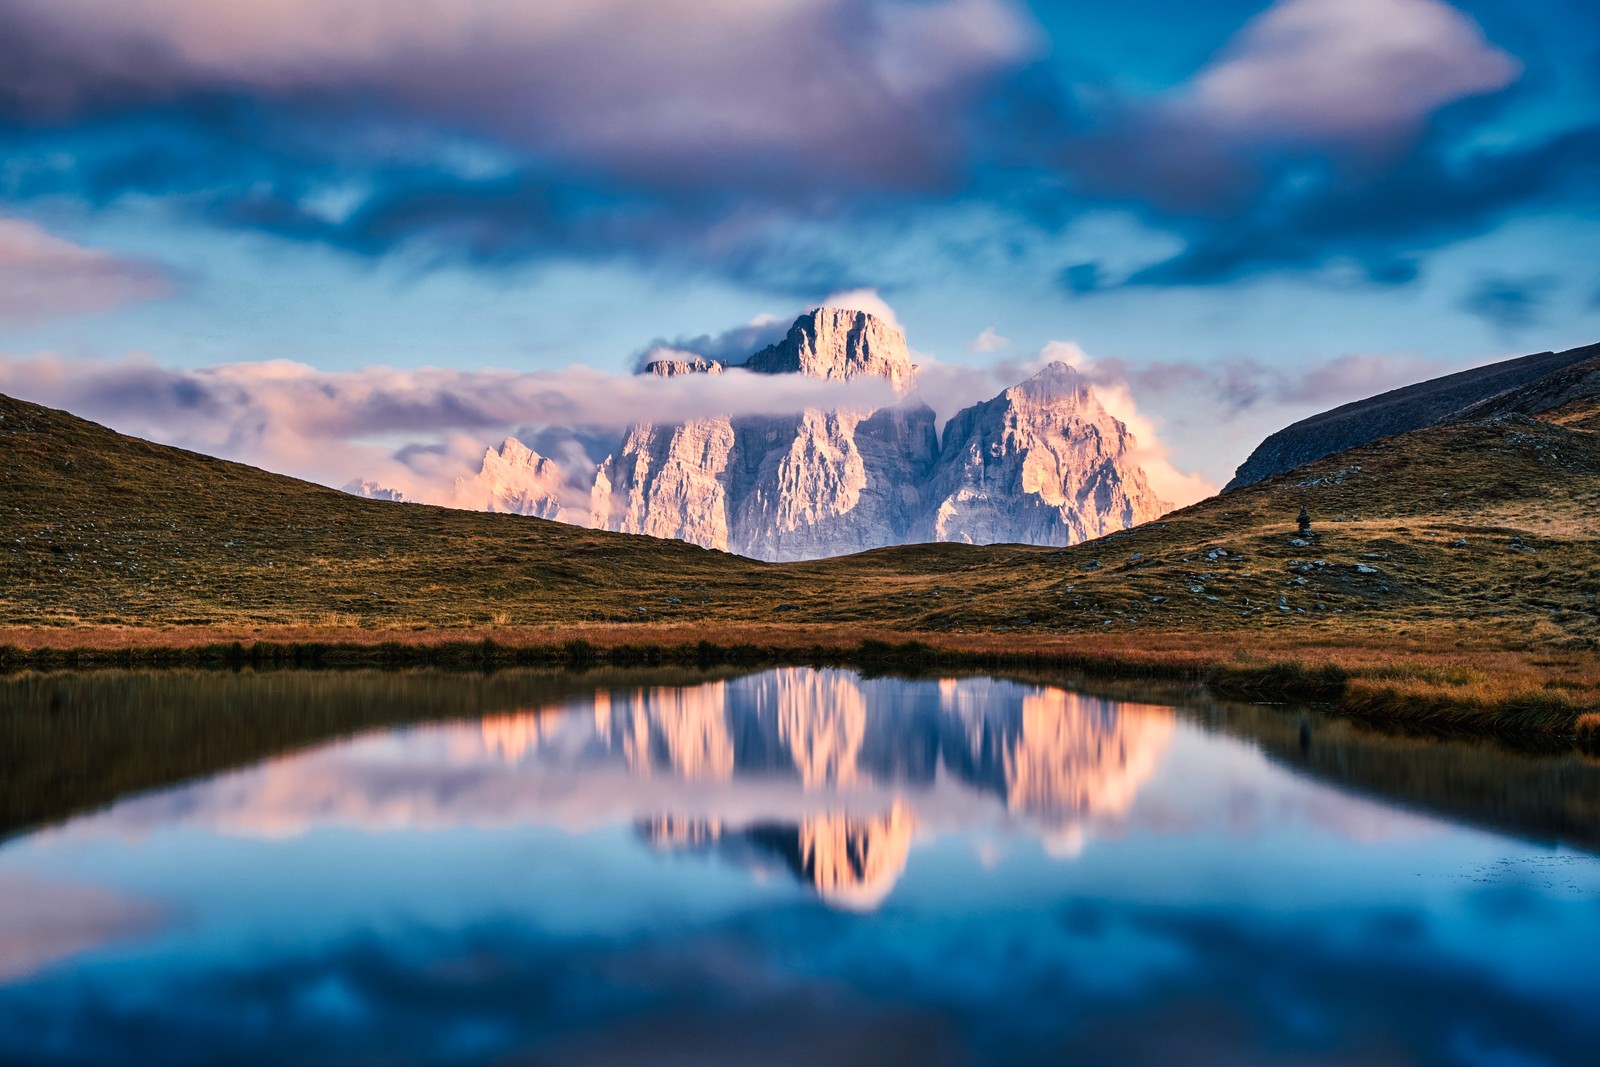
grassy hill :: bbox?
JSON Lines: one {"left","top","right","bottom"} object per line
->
{"left": 3, "top": 383, "right": 1599, "bottom": 731}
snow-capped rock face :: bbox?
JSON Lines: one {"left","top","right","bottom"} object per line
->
{"left": 918, "top": 362, "right": 1168, "bottom": 547}
{"left": 341, "top": 479, "right": 410, "bottom": 503}
{"left": 454, "top": 437, "right": 576, "bottom": 522}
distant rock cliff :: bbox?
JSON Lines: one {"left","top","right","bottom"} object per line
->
{"left": 454, "top": 437, "right": 574, "bottom": 522}
{"left": 1226, "top": 342, "right": 1600, "bottom": 490}
{"left": 919, "top": 362, "right": 1166, "bottom": 546}
{"left": 592, "top": 308, "right": 1167, "bottom": 559}
{"left": 350, "top": 307, "right": 1171, "bottom": 560}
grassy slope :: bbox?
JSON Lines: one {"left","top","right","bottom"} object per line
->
{"left": 3, "top": 389, "right": 1599, "bottom": 730}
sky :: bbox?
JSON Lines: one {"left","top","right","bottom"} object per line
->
{"left": 0, "top": 0, "right": 1596, "bottom": 503}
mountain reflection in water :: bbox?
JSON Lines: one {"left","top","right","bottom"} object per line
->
{"left": 27, "top": 670, "right": 1172, "bottom": 908}
{"left": 1, "top": 668, "right": 1597, "bottom": 1067}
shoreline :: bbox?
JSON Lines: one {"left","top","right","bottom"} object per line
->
{"left": 2, "top": 623, "right": 1592, "bottom": 738}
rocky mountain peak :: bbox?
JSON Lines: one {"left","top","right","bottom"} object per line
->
{"left": 741, "top": 308, "right": 914, "bottom": 391}
{"left": 641, "top": 354, "right": 726, "bottom": 378}
{"left": 1005, "top": 361, "right": 1097, "bottom": 405}
{"left": 454, "top": 436, "right": 575, "bottom": 521}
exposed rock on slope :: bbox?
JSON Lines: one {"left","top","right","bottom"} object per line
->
{"left": 1226, "top": 341, "right": 1600, "bottom": 490}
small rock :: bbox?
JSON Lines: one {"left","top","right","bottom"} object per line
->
{"left": 1288, "top": 538, "right": 1310, "bottom": 547}
{"left": 775, "top": 603, "right": 799, "bottom": 612}
{"left": 1355, "top": 564, "right": 1380, "bottom": 574}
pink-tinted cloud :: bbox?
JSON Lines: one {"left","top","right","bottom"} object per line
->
{"left": 0, "top": 216, "right": 169, "bottom": 325}
{"left": 1, "top": 0, "right": 1037, "bottom": 192}
{"left": 0, "top": 873, "right": 163, "bottom": 983}
{"left": 1186, "top": 0, "right": 1519, "bottom": 150}
{"left": 0, "top": 351, "right": 899, "bottom": 503}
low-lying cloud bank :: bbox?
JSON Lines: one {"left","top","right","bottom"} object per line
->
{"left": 0, "top": 353, "right": 899, "bottom": 504}
{"left": 0, "top": 334, "right": 1225, "bottom": 511}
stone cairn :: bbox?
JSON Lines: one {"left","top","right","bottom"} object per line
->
{"left": 1297, "top": 505, "right": 1313, "bottom": 537}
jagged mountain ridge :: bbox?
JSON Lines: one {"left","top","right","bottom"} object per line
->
{"left": 428, "top": 308, "right": 1168, "bottom": 561}
{"left": 1226, "top": 341, "right": 1600, "bottom": 490}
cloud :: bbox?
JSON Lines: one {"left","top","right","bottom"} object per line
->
{"left": 0, "top": 0, "right": 1036, "bottom": 194}
{"left": 633, "top": 314, "right": 791, "bottom": 370}
{"left": 1185, "top": 0, "right": 1518, "bottom": 151}
{"left": 1047, "top": 0, "right": 1600, "bottom": 290}
{"left": 0, "top": 350, "right": 899, "bottom": 504}
{"left": 818, "top": 288, "right": 905, "bottom": 332}
{"left": 0, "top": 873, "right": 164, "bottom": 982}
{"left": 1459, "top": 273, "right": 1559, "bottom": 334}
{"left": 966, "top": 327, "right": 1010, "bottom": 353}
{"left": 0, "top": 215, "right": 169, "bottom": 324}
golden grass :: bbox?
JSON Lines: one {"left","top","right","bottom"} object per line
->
{"left": 3, "top": 389, "right": 1599, "bottom": 733}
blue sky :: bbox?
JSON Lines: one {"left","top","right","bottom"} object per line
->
{"left": 0, "top": 0, "right": 1595, "bottom": 497}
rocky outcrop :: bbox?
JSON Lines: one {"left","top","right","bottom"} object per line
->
{"left": 590, "top": 309, "right": 1164, "bottom": 559}
{"left": 454, "top": 437, "right": 576, "bottom": 521}
{"left": 919, "top": 362, "right": 1166, "bottom": 546}
{"left": 340, "top": 479, "right": 410, "bottom": 503}
{"left": 742, "top": 307, "right": 915, "bottom": 389}
{"left": 1226, "top": 341, "right": 1600, "bottom": 490}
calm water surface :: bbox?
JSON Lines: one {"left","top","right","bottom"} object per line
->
{"left": 0, "top": 667, "right": 1597, "bottom": 1066}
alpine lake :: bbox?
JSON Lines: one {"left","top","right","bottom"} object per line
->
{"left": 1, "top": 666, "right": 1596, "bottom": 1066}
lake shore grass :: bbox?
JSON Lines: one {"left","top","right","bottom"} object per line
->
{"left": 2, "top": 622, "right": 1593, "bottom": 737}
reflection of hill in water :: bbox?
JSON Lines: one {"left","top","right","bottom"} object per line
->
{"left": 6, "top": 667, "right": 1598, "bottom": 905}
{"left": 0, "top": 667, "right": 746, "bottom": 840}
{"left": 1183, "top": 699, "right": 1600, "bottom": 853}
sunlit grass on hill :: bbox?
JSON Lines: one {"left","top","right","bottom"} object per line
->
{"left": 2, "top": 389, "right": 1598, "bottom": 732}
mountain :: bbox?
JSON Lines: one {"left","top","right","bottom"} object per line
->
{"left": 919, "top": 362, "right": 1166, "bottom": 545}
{"left": 341, "top": 479, "right": 410, "bottom": 503}
{"left": 1226, "top": 341, "right": 1600, "bottom": 490}
{"left": 590, "top": 307, "right": 1166, "bottom": 560}
{"left": 454, "top": 437, "right": 574, "bottom": 521}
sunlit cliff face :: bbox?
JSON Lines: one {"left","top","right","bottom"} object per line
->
{"left": 57, "top": 672, "right": 1175, "bottom": 910}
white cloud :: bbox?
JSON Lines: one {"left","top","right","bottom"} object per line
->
{"left": 0, "top": 351, "right": 899, "bottom": 505}
{"left": 0, "top": 216, "right": 169, "bottom": 325}
{"left": 1186, "top": 0, "right": 1519, "bottom": 148}
{"left": 966, "top": 327, "right": 1010, "bottom": 353}
{"left": 817, "top": 288, "right": 904, "bottom": 332}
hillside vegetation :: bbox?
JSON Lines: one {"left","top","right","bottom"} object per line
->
{"left": 3, "top": 384, "right": 1599, "bottom": 731}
